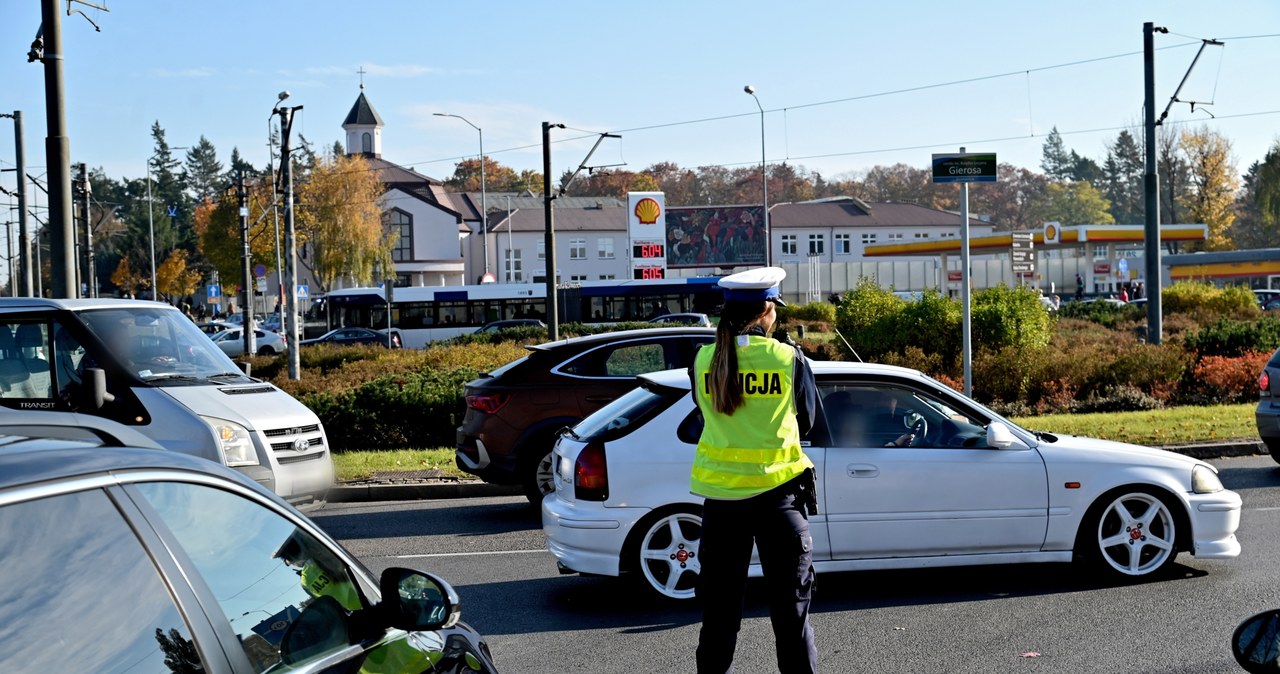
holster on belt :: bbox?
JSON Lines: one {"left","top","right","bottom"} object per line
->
{"left": 798, "top": 467, "right": 819, "bottom": 516}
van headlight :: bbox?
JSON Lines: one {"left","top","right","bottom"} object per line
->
{"left": 200, "top": 416, "right": 259, "bottom": 467}
{"left": 1192, "top": 464, "right": 1224, "bottom": 494}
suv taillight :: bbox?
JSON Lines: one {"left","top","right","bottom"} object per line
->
{"left": 574, "top": 442, "right": 609, "bottom": 502}
{"left": 466, "top": 393, "right": 510, "bottom": 414}
{"left": 1261, "top": 370, "right": 1271, "bottom": 396}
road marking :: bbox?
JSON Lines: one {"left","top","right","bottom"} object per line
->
{"left": 392, "top": 549, "right": 547, "bottom": 559}
{"left": 1253, "top": 507, "right": 1280, "bottom": 512}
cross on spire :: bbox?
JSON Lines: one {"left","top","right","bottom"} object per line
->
{"left": 357, "top": 66, "right": 367, "bottom": 89}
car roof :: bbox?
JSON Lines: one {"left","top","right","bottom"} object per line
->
{"left": 0, "top": 438, "right": 234, "bottom": 496}
{"left": 527, "top": 326, "right": 715, "bottom": 352}
{"left": 639, "top": 360, "right": 931, "bottom": 391}
{"left": 0, "top": 297, "right": 176, "bottom": 312}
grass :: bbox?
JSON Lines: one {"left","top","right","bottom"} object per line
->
{"left": 332, "top": 403, "right": 1262, "bottom": 482}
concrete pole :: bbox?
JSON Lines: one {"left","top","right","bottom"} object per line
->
{"left": 40, "top": 0, "right": 76, "bottom": 298}
{"left": 1143, "top": 22, "right": 1164, "bottom": 345}
{"left": 280, "top": 106, "right": 301, "bottom": 380}
{"left": 543, "top": 122, "right": 558, "bottom": 341}
{"left": 13, "top": 111, "right": 31, "bottom": 296}
{"left": 238, "top": 174, "right": 256, "bottom": 356}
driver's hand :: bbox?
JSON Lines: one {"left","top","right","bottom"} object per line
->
{"left": 885, "top": 432, "right": 913, "bottom": 447}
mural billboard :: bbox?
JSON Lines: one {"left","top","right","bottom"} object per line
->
{"left": 665, "top": 205, "right": 766, "bottom": 268}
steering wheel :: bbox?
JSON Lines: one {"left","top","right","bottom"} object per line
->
{"left": 908, "top": 417, "right": 928, "bottom": 447}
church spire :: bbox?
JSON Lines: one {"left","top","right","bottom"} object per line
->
{"left": 342, "top": 82, "right": 383, "bottom": 158}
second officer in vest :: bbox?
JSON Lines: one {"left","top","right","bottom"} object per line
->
{"left": 690, "top": 266, "right": 818, "bottom": 674}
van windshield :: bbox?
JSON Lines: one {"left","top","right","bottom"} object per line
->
{"left": 78, "top": 307, "right": 244, "bottom": 382}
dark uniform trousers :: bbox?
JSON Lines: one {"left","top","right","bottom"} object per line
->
{"left": 696, "top": 475, "right": 818, "bottom": 674}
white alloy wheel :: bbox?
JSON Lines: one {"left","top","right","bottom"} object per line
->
{"left": 637, "top": 511, "right": 702, "bottom": 600}
{"left": 534, "top": 451, "right": 556, "bottom": 497}
{"left": 1090, "top": 491, "right": 1177, "bottom": 576}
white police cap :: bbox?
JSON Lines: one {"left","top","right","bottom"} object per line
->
{"left": 718, "top": 266, "right": 786, "bottom": 306}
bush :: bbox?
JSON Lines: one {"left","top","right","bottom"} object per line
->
{"left": 778, "top": 302, "right": 836, "bottom": 324}
{"left": 1190, "top": 351, "right": 1270, "bottom": 404}
{"left": 1181, "top": 315, "right": 1280, "bottom": 357}
{"left": 301, "top": 368, "right": 479, "bottom": 450}
{"left": 1163, "top": 280, "right": 1260, "bottom": 318}
{"left": 897, "top": 290, "right": 962, "bottom": 365}
{"left": 1057, "top": 298, "right": 1128, "bottom": 327}
{"left": 1074, "top": 385, "right": 1165, "bottom": 413}
{"left": 972, "top": 285, "right": 1054, "bottom": 354}
{"left": 833, "top": 277, "right": 904, "bottom": 360}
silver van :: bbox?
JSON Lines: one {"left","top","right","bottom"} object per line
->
{"left": 0, "top": 298, "right": 333, "bottom": 508}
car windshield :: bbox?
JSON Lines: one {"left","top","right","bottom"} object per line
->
{"left": 78, "top": 307, "right": 243, "bottom": 382}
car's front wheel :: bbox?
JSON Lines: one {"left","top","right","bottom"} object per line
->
{"left": 520, "top": 447, "right": 556, "bottom": 505}
{"left": 256, "top": 346, "right": 276, "bottom": 356}
{"left": 1079, "top": 489, "right": 1180, "bottom": 577}
{"left": 627, "top": 507, "right": 702, "bottom": 600}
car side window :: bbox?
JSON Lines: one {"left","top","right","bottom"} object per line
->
{"left": 0, "top": 489, "right": 202, "bottom": 672}
{"left": 603, "top": 343, "right": 667, "bottom": 376}
{"left": 820, "top": 383, "right": 990, "bottom": 449}
{"left": 0, "top": 321, "right": 53, "bottom": 399}
{"left": 134, "top": 482, "right": 368, "bottom": 672}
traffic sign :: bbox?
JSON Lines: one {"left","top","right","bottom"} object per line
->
{"left": 296, "top": 284, "right": 309, "bottom": 300}
{"left": 253, "top": 264, "right": 268, "bottom": 278}
{"left": 931, "top": 153, "right": 998, "bottom": 183}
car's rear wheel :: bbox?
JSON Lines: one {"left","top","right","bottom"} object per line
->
{"left": 520, "top": 446, "right": 556, "bottom": 505}
{"left": 1264, "top": 438, "right": 1280, "bottom": 464}
{"left": 626, "top": 507, "right": 702, "bottom": 600}
{"left": 256, "top": 346, "right": 276, "bottom": 356}
{"left": 1078, "top": 488, "right": 1180, "bottom": 577}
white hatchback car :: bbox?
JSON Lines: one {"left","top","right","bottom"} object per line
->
{"left": 543, "top": 362, "right": 1242, "bottom": 600}
{"left": 211, "top": 327, "right": 287, "bottom": 356}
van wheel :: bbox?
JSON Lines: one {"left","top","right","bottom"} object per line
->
{"left": 256, "top": 346, "right": 276, "bottom": 356}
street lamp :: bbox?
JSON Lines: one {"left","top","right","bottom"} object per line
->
{"left": 433, "top": 113, "right": 488, "bottom": 279}
{"left": 145, "top": 146, "right": 186, "bottom": 299}
{"left": 744, "top": 85, "right": 769, "bottom": 267}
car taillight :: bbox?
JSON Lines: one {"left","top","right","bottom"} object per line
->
{"left": 1261, "top": 370, "right": 1271, "bottom": 396}
{"left": 574, "top": 442, "right": 609, "bottom": 502}
{"left": 466, "top": 393, "right": 509, "bottom": 414}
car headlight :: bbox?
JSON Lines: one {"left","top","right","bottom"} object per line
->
{"left": 199, "top": 416, "right": 259, "bottom": 467}
{"left": 1192, "top": 464, "right": 1224, "bottom": 494}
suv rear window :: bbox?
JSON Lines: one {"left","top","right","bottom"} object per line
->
{"left": 570, "top": 384, "right": 680, "bottom": 442}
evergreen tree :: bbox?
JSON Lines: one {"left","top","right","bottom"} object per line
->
{"left": 1102, "top": 130, "right": 1144, "bottom": 224}
{"left": 225, "top": 147, "right": 257, "bottom": 182}
{"left": 184, "top": 136, "right": 224, "bottom": 201}
{"left": 1040, "top": 127, "right": 1074, "bottom": 180}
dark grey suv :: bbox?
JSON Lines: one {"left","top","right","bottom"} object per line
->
{"left": 0, "top": 420, "right": 498, "bottom": 673}
{"left": 1259, "top": 348, "right": 1280, "bottom": 462}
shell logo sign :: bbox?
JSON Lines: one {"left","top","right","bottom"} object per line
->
{"left": 634, "top": 197, "right": 662, "bottom": 224}
{"left": 1043, "top": 221, "right": 1060, "bottom": 245}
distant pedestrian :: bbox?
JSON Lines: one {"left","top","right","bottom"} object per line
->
{"left": 1075, "top": 273, "right": 1085, "bottom": 301}
{"left": 1119, "top": 286, "right": 1130, "bottom": 303}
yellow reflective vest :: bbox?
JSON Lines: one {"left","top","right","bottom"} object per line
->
{"left": 690, "top": 335, "right": 813, "bottom": 499}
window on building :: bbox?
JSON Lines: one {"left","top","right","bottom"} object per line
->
{"left": 361, "top": 132, "right": 372, "bottom": 154}
{"left": 598, "top": 238, "right": 615, "bottom": 259}
{"left": 505, "top": 249, "right": 523, "bottom": 283}
{"left": 808, "top": 234, "right": 825, "bottom": 255}
{"left": 781, "top": 235, "right": 797, "bottom": 256}
{"left": 570, "top": 238, "right": 587, "bottom": 260}
{"left": 941, "top": 232, "right": 957, "bottom": 238}
{"left": 570, "top": 274, "right": 588, "bottom": 282}
{"left": 835, "top": 233, "right": 851, "bottom": 254}
{"left": 914, "top": 232, "right": 930, "bottom": 240}
{"left": 887, "top": 233, "right": 904, "bottom": 241}
{"left": 599, "top": 273, "right": 616, "bottom": 280}
{"left": 385, "top": 210, "right": 413, "bottom": 262}
{"left": 537, "top": 241, "right": 545, "bottom": 261}
{"left": 861, "top": 233, "right": 878, "bottom": 245}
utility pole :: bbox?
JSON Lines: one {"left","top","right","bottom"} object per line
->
{"left": 1143, "top": 22, "right": 1165, "bottom": 346}
{"left": 79, "top": 162, "right": 94, "bottom": 297}
{"left": 237, "top": 173, "right": 256, "bottom": 357}
{"left": 276, "top": 103, "right": 302, "bottom": 380}
{"left": 2, "top": 111, "right": 31, "bottom": 296}
{"left": 542, "top": 122, "right": 558, "bottom": 341}
{"left": 40, "top": 0, "right": 76, "bottom": 299}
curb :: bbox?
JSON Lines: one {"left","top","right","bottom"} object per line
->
{"left": 326, "top": 441, "right": 1269, "bottom": 504}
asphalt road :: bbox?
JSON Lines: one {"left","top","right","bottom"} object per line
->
{"left": 312, "top": 454, "right": 1280, "bottom": 674}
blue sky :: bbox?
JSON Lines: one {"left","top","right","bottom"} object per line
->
{"left": 2, "top": 1, "right": 1280, "bottom": 194}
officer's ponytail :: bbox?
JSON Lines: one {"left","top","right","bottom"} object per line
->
{"left": 708, "top": 299, "right": 770, "bottom": 415}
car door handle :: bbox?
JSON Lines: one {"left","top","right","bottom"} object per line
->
{"left": 847, "top": 464, "right": 879, "bottom": 478}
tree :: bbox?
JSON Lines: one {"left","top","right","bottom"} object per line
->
{"left": 444, "top": 157, "right": 520, "bottom": 193}
{"left": 1034, "top": 181, "right": 1115, "bottom": 226}
{"left": 294, "top": 153, "right": 389, "bottom": 291}
{"left": 1157, "top": 125, "right": 1191, "bottom": 225}
{"left": 155, "top": 248, "right": 202, "bottom": 302}
{"left": 1069, "top": 151, "right": 1103, "bottom": 184}
{"left": 1179, "top": 125, "right": 1240, "bottom": 251}
{"left": 184, "top": 136, "right": 224, "bottom": 201}
{"left": 970, "top": 164, "right": 1050, "bottom": 230}
{"left": 225, "top": 147, "right": 257, "bottom": 182}
{"left": 192, "top": 178, "right": 278, "bottom": 292}
{"left": 1231, "top": 142, "right": 1280, "bottom": 248}
{"left": 1102, "top": 129, "right": 1144, "bottom": 224}
{"left": 111, "top": 256, "right": 146, "bottom": 297}
{"left": 1041, "top": 127, "right": 1074, "bottom": 180}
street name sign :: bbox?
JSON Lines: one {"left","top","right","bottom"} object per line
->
{"left": 931, "top": 153, "right": 998, "bottom": 183}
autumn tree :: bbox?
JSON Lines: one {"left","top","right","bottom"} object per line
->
{"left": 294, "top": 153, "right": 389, "bottom": 291}
{"left": 560, "top": 168, "right": 659, "bottom": 200}
{"left": 1179, "top": 125, "right": 1240, "bottom": 251}
{"left": 970, "top": 164, "right": 1050, "bottom": 231}
{"left": 155, "top": 248, "right": 203, "bottom": 302}
{"left": 1034, "top": 180, "right": 1115, "bottom": 226}
{"left": 1157, "top": 126, "right": 1191, "bottom": 225}
{"left": 111, "top": 257, "right": 146, "bottom": 298}
{"left": 445, "top": 157, "right": 521, "bottom": 193}
{"left": 192, "top": 177, "right": 278, "bottom": 292}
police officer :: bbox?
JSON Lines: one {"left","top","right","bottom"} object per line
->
{"left": 690, "top": 267, "right": 818, "bottom": 674}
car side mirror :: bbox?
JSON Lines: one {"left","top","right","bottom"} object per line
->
{"left": 379, "top": 567, "right": 461, "bottom": 631}
{"left": 986, "top": 422, "right": 1028, "bottom": 450}
{"left": 1233, "top": 609, "right": 1280, "bottom": 673}
{"left": 84, "top": 367, "right": 114, "bottom": 411}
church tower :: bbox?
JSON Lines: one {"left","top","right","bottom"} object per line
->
{"left": 343, "top": 88, "right": 384, "bottom": 158}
